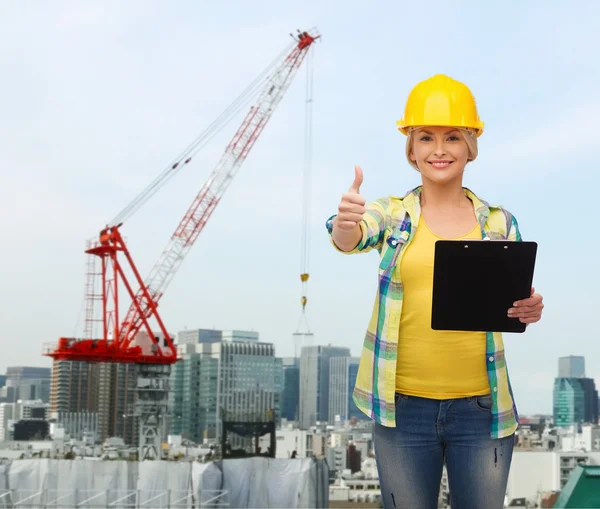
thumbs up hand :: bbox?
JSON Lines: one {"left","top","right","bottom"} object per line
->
{"left": 335, "top": 166, "right": 366, "bottom": 231}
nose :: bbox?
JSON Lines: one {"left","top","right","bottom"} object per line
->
{"left": 434, "top": 139, "right": 446, "bottom": 156}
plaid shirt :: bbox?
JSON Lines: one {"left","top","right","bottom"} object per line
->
{"left": 326, "top": 186, "right": 521, "bottom": 439}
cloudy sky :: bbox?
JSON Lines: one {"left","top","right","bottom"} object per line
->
{"left": 1, "top": 1, "right": 598, "bottom": 415}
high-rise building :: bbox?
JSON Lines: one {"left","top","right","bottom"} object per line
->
{"left": 281, "top": 357, "right": 300, "bottom": 422}
{"left": 554, "top": 378, "right": 585, "bottom": 427}
{"left": 169, "top": 343, "right": 219, "bottom": 443}
{"left": 176, "top": 329, "right": 259, "bottom": 346}
{"left": 553, "top": 356, "right": 598, "bottom": 427}
{"left": 274, "top": 357, "right": 284, "bottom": 420}
{"left": 177, "top": 329, "right": 222, "bottom": 345}
{"left": 3, "top": 366, "right": 51, "bottom": 403}
{"left": 580, "top": 378, "right": 599, "bottom": 424}
{"left": 220, "top": 339, "right": 280, "bottom": 445}
{"left": 329, "top": 357, "right": 363, "bottom": 424}
{"left": 559, "top": 356, "right": 585, "bottom": 378}
{"left": 49, "top": 360, "right": 137, "bottom": 445}
{"left": 50, "top": 361, "right": 97, "bottom": 414}
{"left": 347, "top": 362, "right": 362, "bottom": 419}
{"left": 299, "top": 345, "right": 351, "bottom": 429}
{"left": 169, "top": 330, "right": 280, "bottom": 446}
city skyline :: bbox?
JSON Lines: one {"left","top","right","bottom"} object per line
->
{"left": 6, "top": 343, "right": 598, "bottom": 421}
{"left": 2, "top": 2, "right": 600, "bottom": 417}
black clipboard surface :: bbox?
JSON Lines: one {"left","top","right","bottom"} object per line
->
{"left": 431, "top": 240, "right": 538, "bottom": 333}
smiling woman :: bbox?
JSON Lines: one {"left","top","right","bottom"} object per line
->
{"left": 326, "top": 73, "right": 545, "bottom": 509}
{"left": 406, "top": 126, "right": 478, "bottom": 173}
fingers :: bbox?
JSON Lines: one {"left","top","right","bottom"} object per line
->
{"left": 508, "top": 302, "right": 544, "bottom": 315}
{"left": 519, "top": 316, "right": 541, "bottom": 324}
{"left": 508, "top": 296, "right": 544, "bottom": 323}
{"left": 339, "top": 194, "right": 366, "bottom": 209}
{"left": 513, "top": 293, "right": 543, "bottom": 308}
{"left": 336, "top": 220, "right": 361, "bottom": 231}
{"left": 349, "top": 165, "right": 363, "bottom": 193}
{"left": 509, "top": 308, "right": 543, "bottom": 318}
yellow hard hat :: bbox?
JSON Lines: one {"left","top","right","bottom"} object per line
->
{"left": 396, "top": 74, "right": 484, "bottom": 137}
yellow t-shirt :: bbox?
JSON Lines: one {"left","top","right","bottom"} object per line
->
{"left": 395, "top": 215, "right": 490, "bottom": 399}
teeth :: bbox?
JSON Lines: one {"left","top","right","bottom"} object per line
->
{"left": 431, "top": 162, "right": 451, "bottom": 168}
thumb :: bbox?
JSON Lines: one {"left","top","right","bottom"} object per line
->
{"left": 349, "top": 165, "right": 363, "bottom": 193}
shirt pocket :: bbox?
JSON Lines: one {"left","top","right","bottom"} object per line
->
{"left": 378, "top": 229, "right": 409, "bottom": 271}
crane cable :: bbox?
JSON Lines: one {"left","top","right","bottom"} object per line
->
{"left": 110, "top": 40, "right": 296, "bottom": 227}
{"left": 296, "top": 45, "right": 314, "bottom": 334}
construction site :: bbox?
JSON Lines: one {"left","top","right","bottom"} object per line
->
{"left": 0, "top": 28, "right": 330, "bottom": 508}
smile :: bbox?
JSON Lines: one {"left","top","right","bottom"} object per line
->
{"left": 427, "top": 161, "right": 453, "bottom": 169}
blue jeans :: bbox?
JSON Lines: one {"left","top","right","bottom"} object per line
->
{"left": 373, "top": 393, "right": 514, "bottom": 509}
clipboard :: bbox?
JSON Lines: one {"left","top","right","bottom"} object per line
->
{"left": 431, "top": 240, "right": 538, "bottom": 333}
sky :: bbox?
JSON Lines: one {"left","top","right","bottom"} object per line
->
{"left": 1, "top": 0, "right": 599, "bottom": 415}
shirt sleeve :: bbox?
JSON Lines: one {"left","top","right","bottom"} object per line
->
{"left": 506, "top": 211, "right": 522, "bottom": 242}
{"left": 325, "top": 197, "right": 389, "bottom": 254}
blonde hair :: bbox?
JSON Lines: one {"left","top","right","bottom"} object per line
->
{"left": 405, "top": 127, "right": 478, "bottom": 171}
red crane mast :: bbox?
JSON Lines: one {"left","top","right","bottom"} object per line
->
{"left": 44, "top": 30, "right": 319, "bottom": 366}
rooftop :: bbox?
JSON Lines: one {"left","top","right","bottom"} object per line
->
{"left": 553, "top": 465, "right": 600, "bottom": 508}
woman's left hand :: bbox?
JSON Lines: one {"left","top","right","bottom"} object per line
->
{"left": 508, "top": 287, "right": 544, "bottom": 324}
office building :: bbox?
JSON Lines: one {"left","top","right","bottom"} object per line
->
{"left": 580, "top": 378, "right": 599, "bottom": 424}
{"left": 554, "top": 356, "right": 598, "bottom": 427}
{"left": 281, "top": 357, "right": 300, "bottom": 422}
{"left": 170, "top": 343, "right": 219, "bottom": 443}
{"left": 329, "top": 357, "right": 363, "bottom": 424}
{"left": 299, "top": 345, "right": 351, "bottom": 429}
{"left": 3, "top": 366, "right": 51, "bottom": 403}
{"left": 554, "top": 378, "right": 585, "bottom": 427}
{"left": 177, "top": 328, "right": 259, "bottom": 346}
{"left": 559, "top": 356, "right": 586, "bottom": 378}
{"left": 177, "top": 328, "right": 222, "bottom": 345}
{"left": 170, "top": 330, "right": 280, "bottom": 446}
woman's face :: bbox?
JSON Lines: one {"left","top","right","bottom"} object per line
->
{"left": 409, "top": 126, "right": 470, "bottom": 185}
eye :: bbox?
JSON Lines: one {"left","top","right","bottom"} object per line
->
{"left": 447, "top": 135, "right": 460, "bottom": 141}
{"left": 419, "top": 135, "right": 432, "bottom": 142}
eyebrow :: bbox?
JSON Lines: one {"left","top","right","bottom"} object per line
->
{"left": 420, "top": 129, "right": 459, "bottom": 135}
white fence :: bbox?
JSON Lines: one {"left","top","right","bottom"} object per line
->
{"left": 0, "top": 457, "right": 328, "bottom": 508}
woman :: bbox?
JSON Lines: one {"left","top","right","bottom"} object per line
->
{"left": 326, "top": 74, "right": 544, "bottom": 509}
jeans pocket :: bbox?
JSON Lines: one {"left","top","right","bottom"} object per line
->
{"left": 474, "top": 394, "right": 493, "bottom": 412}
{"left": 394, "top": 393, "right": 408, "bottom": 405}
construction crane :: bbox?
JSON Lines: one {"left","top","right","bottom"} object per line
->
{"left": 43, "top": 29, "right": 320, "bottom": 459}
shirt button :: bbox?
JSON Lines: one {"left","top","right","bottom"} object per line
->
{"left": 493, "top": 387, "right": 498, "bottom": 392}
{"left": 489, "top": 356, "right": 494, "bottom": 362}
{"left": 391, "top": 240, "right": 397, "bottom": 246}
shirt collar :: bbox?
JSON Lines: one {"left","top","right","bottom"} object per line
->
{"left": 398, "top": 185, "right": 492, "bottom": 237}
